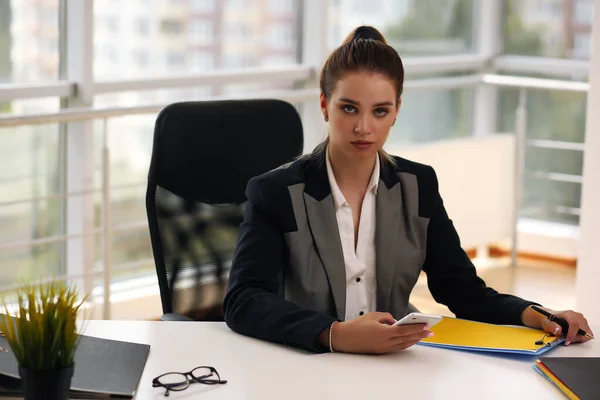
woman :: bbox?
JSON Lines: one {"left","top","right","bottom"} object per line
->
{"left": 223, "top": 26, "right": 592, "bottom": 354}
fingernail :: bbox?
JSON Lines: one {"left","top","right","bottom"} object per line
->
{"left": 423, "top": 325, "right": 431, "bottom": 331}
{"left": 565, "top": 341, "right": 571, "bottom": 346}
{"left": 554, "top": 327, "right": 559, "bottom": 334}
{"left": 426, "top": 332, "right": 434, "bottom": 338}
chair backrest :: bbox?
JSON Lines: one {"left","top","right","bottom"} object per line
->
{"left": 146, "top": 99, "right": 303, "bottom": 320}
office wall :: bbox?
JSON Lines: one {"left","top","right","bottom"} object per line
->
{"left": 390, "top": 134, "right": 516, "bottom": 250}
{"left": 576, "top": 0, "right": 600, "bottom": 323}
{"left": 393, "top": 134, "right": 582, "bottom": 260}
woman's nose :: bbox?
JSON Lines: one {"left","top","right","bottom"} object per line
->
{"left": 354, "top": 116, "right": 374, "bottom": 134}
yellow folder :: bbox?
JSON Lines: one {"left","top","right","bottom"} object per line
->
{"left": 419, "top": 316, "right": 564, "bottom": 355}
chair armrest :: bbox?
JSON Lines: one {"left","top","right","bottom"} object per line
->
{"left": 160, "top": 313, "right": 194, "bottom": 322}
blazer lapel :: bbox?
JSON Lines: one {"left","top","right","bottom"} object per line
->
{"left": 375, "top": 180, "right": 403, "bottom": 312}
{"left": 303, "top": 150, "right": 346, "bottom": 320}
{"left": 304, "top": 193, "right": 346, "bottom": 320}
{"left": 375, "top": 160, "right": 413, "bottom": 313}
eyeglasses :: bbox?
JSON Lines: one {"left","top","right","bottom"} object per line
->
{"left": 152, "top": 366, "right": 227, "bottom": 397}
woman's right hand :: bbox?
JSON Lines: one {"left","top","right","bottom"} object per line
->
{"left": 323, "top": 312, "right": 434, "bottom": 354}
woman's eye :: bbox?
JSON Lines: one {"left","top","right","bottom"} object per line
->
{"left": 342, "top": 105, "right": 356, "bottom": 113}
{"left": 374, "top": 108, "right": 388, "bottom": 116}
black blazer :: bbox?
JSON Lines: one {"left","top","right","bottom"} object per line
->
{"left": 223, "top": 149, "right": 537, "bottom": 353}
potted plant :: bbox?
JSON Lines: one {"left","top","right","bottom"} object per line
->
{"left": 0, "top": 280, "right": 87, "bottom": 400}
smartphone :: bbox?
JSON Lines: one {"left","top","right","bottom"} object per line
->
{"left": 392, "top": 312, "right": 443, "bottom": 328}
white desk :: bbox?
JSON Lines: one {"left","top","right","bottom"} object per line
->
{"left": 1, "top": 321, "right": 596, "bottom": 399}
{"left": 66, "top": 320, "right": 598, "bottom": 400}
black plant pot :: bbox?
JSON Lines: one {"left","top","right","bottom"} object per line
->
{"left": 18, "top": 364, "right": 74, "bottom": 400}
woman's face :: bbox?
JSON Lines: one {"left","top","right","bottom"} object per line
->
{"left": 321, "top": 70, "right": 400, "bottom": 161}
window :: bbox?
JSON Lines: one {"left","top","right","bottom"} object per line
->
{"left": 166, "top": 52, "right": 186, "bottom": 68}
{"left": 135, "top": 18, "right": 150, "bottom": 36}
{"left": 573, "top": 33, "right": 591, "bottom": 59}
{"left": 351, "top": 0, "right": 384, "bottom": 13}
{"left": 264, "top": 55, "right": 296, "bottom": 66}
{"left": 190, "top": 0, "right": 216, "bottom": 12}
{"left": 0, "top": 114, "right": 63, "bottom": 285}
{"left": 526, "top": 0, "right": 561, "bottom": 22}
{"left": 42, "top": 8, "right": 57, "bottom": 25}
{"left": 161, "top": 19, "right": 183, "bottom": 35}
{"left": 498, "top": 89, "right": 588, "bottom": 225}
{"left": 574, "top": 0, "right": 595, "bottom": 25}
{"left": 224, "top": 54, "right": 255, "bottom": 68}
{"left": 543, "top": 0, "right": 562, "bottom": 19}
{"left": 328, "top": 0, "right": 474, "bottom": 56}
{"left": 384, "top": 87, "right": 474, "bottom": 148}
{"left": 267, "top": 24, "right": 295, "bottom": 49}
{"left": 228, "top": 0, "right": 248, "bottom": 7}
{"left": 91, "top": 116, "right": 156, "bottom": 284}
{"left": 94, "top": 0, "right": 300, "bottom": 79}
{"left": 44, "top": 39, "right": 59, "bottom": 54}
{"left": 106, "top": 16, "right": 119, "bottom": 32}
{"left": 105, "top": 46, "right": 118, "bottom": 63}
{"left": 133, "top": 51, "right": 149, "bottom": 68}
{"left": 188, "top": 20, "right": 214, "bottom": 44}
{"left": 268, "top": 0, "right": 295, "bottom": 13}
{"left": 226, "top": 23, "right": 250, "bottom": 40}
{"left": 503, "top": 0, "right": 593, "bottom": 59}
{"left": 190, "top": 52, "right": 214, "bottom": 71}
{"left": 194, "top": 87, "right": 213, "bottom": 98}
{"left": 0, "top": 0, "right": 60, "bottom": 83}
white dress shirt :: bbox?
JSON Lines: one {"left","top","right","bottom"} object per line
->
{"left": 325, "top": 148, "right": 379, "bottom": 321}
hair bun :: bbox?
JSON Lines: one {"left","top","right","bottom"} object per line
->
{"left": 352, "top": 26, "right": 385, "bottom": 43}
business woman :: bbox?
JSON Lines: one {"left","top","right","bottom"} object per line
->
{"left": 223, "top": 26, "right": 592, "bottom": 354}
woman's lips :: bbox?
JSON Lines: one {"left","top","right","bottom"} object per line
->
{"left": 351, "top": 141, "right": 373, "bottom": 150}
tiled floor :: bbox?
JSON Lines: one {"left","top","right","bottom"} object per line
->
{"left": 409, "top": 257, "right": 577, "bottom": 316}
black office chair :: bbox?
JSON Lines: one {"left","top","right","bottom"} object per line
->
{"left": 146, "top": 99, "right": 303, "bottom": 321}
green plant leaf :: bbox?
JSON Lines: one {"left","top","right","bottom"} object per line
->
{"left": 0, "top": 280, "right": 89, "bottom": 370}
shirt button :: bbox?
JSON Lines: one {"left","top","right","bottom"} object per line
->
{"left": 356, "top": 277, "right": 361, "bottom": 283}
{"left": 359, "top": 311, "right": 364, "bottom": 316}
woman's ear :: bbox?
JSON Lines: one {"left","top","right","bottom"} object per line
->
{"left": 320, "top": 93, "right": 329, "bottom": 120}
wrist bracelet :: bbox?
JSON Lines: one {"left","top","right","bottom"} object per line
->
{"left": 329, "top": 321, "right": 336, "bottom": 352}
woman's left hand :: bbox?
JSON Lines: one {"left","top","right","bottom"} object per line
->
{"left": 523, "top": 306, "right": 594, "bottom": 345}
{"left": 546, "top": 310, "right": 593, "bottom": 345}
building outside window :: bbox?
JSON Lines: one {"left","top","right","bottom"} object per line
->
{"left": 188, "top": 20, "right": 214, "bottom": 44}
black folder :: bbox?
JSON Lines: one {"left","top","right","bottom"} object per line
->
{"left": 538, "top": 357, "right": 600, "bottom": 400}
{"left": 0, "top": 333, "right": 150, "bottom": 398}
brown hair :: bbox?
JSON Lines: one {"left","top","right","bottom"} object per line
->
{"left": 313, "top": 25, "right": 404, "bottom": 165}
{"left": 320, "top": 25, "right": 404, "bottom": 101}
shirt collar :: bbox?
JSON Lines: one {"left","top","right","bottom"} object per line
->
{"left": 325, "top": 146, "right": 380, "bottom": 210}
